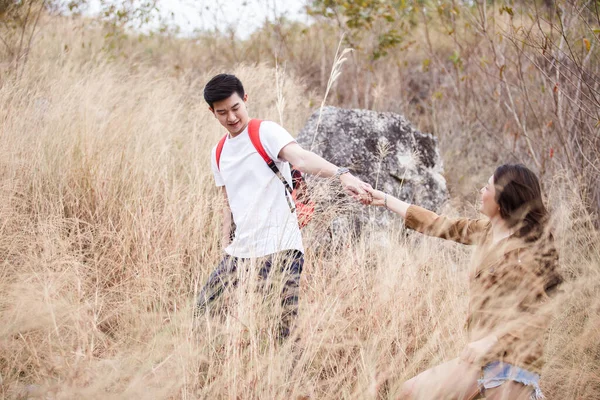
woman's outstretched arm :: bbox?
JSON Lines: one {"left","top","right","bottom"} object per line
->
{"left": 365, "top": 187, "right": 490, "bottom": 245}
{"left": 367, "top": 188, "right": 411, "bottom": 218}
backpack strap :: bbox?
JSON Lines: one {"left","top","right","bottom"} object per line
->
{"left": 248, "top": 119, "right": 295, "bottom": 213}
{"left": 215, "top": 134, "right": 227, "bottom": 170}
{"left": 247, "top": 119, "right": 270, "bottom": 164}
{"left": 214, "top": 119, "right": 295, "bottom": 213}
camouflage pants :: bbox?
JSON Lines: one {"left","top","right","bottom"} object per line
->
{"left": 195, "top": 250, "right": 304, "bottom": 339}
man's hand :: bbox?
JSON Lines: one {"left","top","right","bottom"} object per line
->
{"left": 339, "top": 173, "right": 373, "bottom": 205}
{"left": 460, "top": 335, "right": 498, "bottom": 364}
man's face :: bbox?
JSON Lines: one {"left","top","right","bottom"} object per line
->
{"left": 210, "top": 92, "right": 249, "bottom": 136}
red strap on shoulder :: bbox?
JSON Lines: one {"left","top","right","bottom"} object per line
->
{"left": 215, "top": 134, "right": 227, "bottom": 170}
{"left": 248, "top": 119, "right": 273, "bottom": 164}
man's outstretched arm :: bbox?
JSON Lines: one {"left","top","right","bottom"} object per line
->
{"left": 278, "top": 142, "right": 372, "bottom": 203}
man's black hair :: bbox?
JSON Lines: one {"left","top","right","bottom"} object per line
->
{"left": 204, "top": 74, "right": 245, "bottom": 109}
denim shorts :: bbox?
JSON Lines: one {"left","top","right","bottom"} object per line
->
{"left": 478, "top": 361, "right": 544, "bottom": 399}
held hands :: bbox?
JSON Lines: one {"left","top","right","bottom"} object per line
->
{"left": 339, "top": 173, "right": 373, "bottom": 205}
{"left": 337, "top": 176, "right": 389, "bottom": 207}
{"left": 364, "top": 187, "right": 387, "bottom": 207}
{"left": 460, "top": 335, "right": 498, "bottom": 364}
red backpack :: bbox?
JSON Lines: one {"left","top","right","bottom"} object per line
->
{"left": 215, "top": 119, "right": 315, "bottom": 228}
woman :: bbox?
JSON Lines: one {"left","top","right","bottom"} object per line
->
{"left": 367, "top": 164, "right": 562, "bottom": 400}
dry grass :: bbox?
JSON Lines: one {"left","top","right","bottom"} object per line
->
{"left": 0, "top": 15, "right": 599, "bottom": 400}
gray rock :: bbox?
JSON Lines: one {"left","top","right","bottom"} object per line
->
{"left": 297, "top": 106, "right": 448, "bottom": 236}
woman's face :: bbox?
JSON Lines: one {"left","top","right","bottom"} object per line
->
{"left": 480, "top": 175, "right": 500, "bottom": 218}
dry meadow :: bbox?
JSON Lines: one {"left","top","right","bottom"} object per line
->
{"left": 1, "top": 6, "right": 600, "bottom": 400}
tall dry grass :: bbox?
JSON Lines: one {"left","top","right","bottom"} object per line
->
{"left": 144, "top": 1, "right": 600, "bottom": 219}
{"left": 0, "top": 15, "right": 599, "bottom": 400}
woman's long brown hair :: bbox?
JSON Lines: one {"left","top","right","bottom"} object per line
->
{"left": 493, "top": 164, "right": 548, "bottom": 241}
{"left": 493, "top": 164, "right": 562, "bottom": 292}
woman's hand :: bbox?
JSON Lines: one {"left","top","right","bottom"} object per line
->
{"left": 460, "top": 335, "right": 498, "bottom": 364}
{"left": 365, "top": 187, "right": 386, "bottom": 207}
{"left": 365, "top": 188, "right": 411, "bottom": 217}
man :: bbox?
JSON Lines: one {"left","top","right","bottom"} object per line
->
{"left": 196, "top": 73, "right": 371, "bottom": 339}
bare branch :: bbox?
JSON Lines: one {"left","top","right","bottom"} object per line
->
{"left": 19, "top": 0, "right": 46, "bottom": 80}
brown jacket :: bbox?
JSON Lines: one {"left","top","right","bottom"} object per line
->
{"left": 405, "top": 205, "right": 561, "bottom": 373}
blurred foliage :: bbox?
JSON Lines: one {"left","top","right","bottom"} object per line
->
{"left": 308, "top": 0, "right": 425, "bottom": 60}
{"left": 66, "top": 0, "right": 160, "bottom": 30}
{"left": 0, "top": 0, "right": 163, "bottom": 78}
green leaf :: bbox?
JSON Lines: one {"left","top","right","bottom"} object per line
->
{"left": 422, "top": 58, "right": 430, "bottom": 72}
{"left": 500, "top": 6, "right": 514, "bottom": 17}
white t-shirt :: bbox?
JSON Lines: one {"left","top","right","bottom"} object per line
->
{"left": 211, "top": 120, "right": 304, "bottom": 258}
